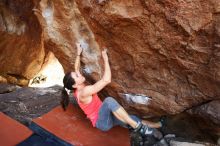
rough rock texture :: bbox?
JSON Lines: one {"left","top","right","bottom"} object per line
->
{"left": 0, "top": 0, "right": 220, "bottom": 120}
{"left": 189, "top": 100, "right": 220, "bottom": 125}
{"left": 0, "top": 84, "right": 63, "bottom": 125}
{"left": 74, "top": 0, "right": 220, "bottom": 118}
{"left": 0, "top": 0, "right": 44, "bottom": 84}
{"left": 160, "top": 113, "right": 219, "bottom": 144}
{"left": 169, "top": 140, "right": 217, "bottom": 146}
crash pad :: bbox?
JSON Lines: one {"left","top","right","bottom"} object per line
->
{"left": 0, "top": 112, "right": 32, "bottom": 146}
{"left": 33, "top": 104, "right": 130, "bottom": 146}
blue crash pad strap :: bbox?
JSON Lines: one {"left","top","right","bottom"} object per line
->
{"left": 17, "top": 122, "right": 73, "bottom": 146}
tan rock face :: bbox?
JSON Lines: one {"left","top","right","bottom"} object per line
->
{"left": 34, "top": 0, "right": 101, "bottom": 74}
{"left": 0, "top": 0, "right": 219, "bottom": 118}
{"left": 0, "top": 0, "right": 44, "bottom": 82}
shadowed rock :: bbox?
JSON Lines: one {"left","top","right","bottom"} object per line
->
{"left": 0, "top": 84, "right": 63, "bottom": 125}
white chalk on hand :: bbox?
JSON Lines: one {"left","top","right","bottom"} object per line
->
{"left": 79, "top": 39, "right": 89, "bottom": 50}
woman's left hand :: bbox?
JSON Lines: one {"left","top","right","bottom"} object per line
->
{"left": 76, "top": 42, "right": 83, "bottom": 55}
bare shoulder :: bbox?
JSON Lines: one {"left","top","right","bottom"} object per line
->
{"left": 79, "top": 79, "right": 109, "bottom": 97}
{"left": 77, "top": 86, "right": 93, "bottom": 103}
{"left": 79, "top": 85, "right": 94, "bottom": 97}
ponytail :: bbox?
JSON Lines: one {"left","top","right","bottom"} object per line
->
{"left": 61, "top": 87, "right": 69, "bottom": 111}
{"left": 61, "top": 72, "right": 76, "bottom": 111}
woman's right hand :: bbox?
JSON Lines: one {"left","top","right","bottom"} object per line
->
{"left": 102, "top": 48, "right": 108, "bottom": 61}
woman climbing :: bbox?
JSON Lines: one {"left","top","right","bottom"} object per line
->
{"left": 61, "top": 43, "right": 163, "bottom": 139}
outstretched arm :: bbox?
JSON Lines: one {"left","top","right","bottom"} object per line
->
{"left": 75, "top": 43, "right": 83, "bottom": 76}
{"left": 100, "top": 49, "right": 111, "bottom": 82}
{"left": 81, "top": 49, "right": 111, "bottom": 97}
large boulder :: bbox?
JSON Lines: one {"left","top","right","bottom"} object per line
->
{"left": 0, "top": 0, "right": 44, "bottom": 84}
{"left": 0, "top": 0, "right": 220, "bottom": 118}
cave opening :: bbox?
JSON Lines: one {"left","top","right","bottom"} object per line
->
{"left": 28, "top": 52, "right": 64, "bottom": 88}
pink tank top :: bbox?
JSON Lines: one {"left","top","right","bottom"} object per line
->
{"left": 74, "top": 90, "right": 102, "bottom": 127}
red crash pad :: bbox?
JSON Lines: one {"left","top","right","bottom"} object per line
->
{"left": 33, "top": 105, "right": 130, "bottom": 146}
{"left": 0, "top": 112, "right": 33, "bottom": 146}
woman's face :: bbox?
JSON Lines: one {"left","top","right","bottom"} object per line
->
{"left": 71, "top": 72, "right": 85, "bottom": 86}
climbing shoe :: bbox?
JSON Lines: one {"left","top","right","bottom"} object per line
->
{"left": 134, "top": 122, "right": 154, "bottom": 136}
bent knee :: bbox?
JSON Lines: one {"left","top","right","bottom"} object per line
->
{"left": 101, "top": 127, "right": 111, "bottom": 132}
{"left": 104, "top": 97, "right": 120, "bottom": 111}
{"left": 104, "top": 97, "right": 117, "bottom": 104}
{"left": 97, "top": 125, "right": 112, "bottom": 132}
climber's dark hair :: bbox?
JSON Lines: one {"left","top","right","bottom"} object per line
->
{"left": 61, "top": 72, "right": 75, "bottom": 111}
